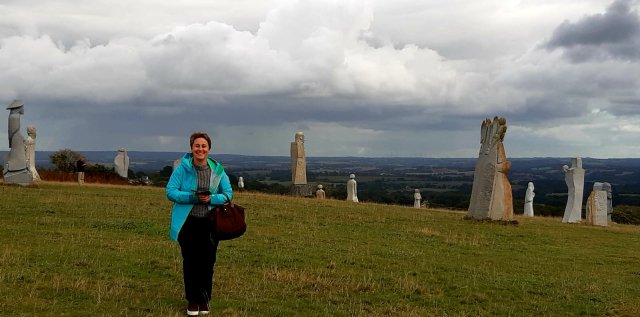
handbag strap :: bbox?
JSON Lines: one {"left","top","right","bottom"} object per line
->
{"left": 222, "top": 193, "right": 231, "bottom": 204}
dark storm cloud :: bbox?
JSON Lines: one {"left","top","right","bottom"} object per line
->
{"left": 545, "top": 0, "right": 640, "bottom": 61}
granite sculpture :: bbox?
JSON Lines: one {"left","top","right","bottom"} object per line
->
{"left": 346, "top": 174, "right": 359, "bottom": 202}
{"left": 238, "top": 176, "right": 245, "bottom": 190}
{"left": 562, "top": 158, "right": 585, "bottom": 223}
{"left": 414, "top": 189, "right": 422, "bottom": 208}
{"left": 290, "top": 132, "right": 311, "bottom": 196}
{"left": 586, "top": 183, "right": 608, "bottom": 226}
{"left": 3, "top": 99, "right": 33, "bottom": 185}
{"left": 316, "top": 184, "right": 326, "bottom": 199}
{"left": 600, "top": 182, "right": 613, "bottom": 221}
{"left": 467, "top": 116, "right": 513, "bottom": 221}
{"left": 114, "top": 148, "right": 130, "bottom": 178}
{"left": 523, "top": 182, "right": 535, "bottom": 217}
{"left": 24, "top": 125, "right": 41, "bottom": 181}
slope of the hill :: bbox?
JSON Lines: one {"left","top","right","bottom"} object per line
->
{"left": 0, "top": 182, "right": 639, "bottom": 316}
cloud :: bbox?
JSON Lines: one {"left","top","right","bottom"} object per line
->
{"left": 0, "top": 0, "right": 639, "bottom": 158}
{"left": 545, "top": 0, "right": 640, "bottom": 61}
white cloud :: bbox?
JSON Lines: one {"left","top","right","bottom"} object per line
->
{"left": 0, "top": 0, "right": 638, "bottom": 157}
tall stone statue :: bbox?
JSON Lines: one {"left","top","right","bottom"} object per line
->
{"left": 523, "top": 182, "right": 535, "bottom": 217}
{"left": 316, "top": 184, "right": 326, "bottom": 199}
{"left": 114, "top": 148, "right": 130, "bottom": 178}
{"left": 238, "top": 176, "right": 245, "bottom": 190}
{"left": 346, "top": 174, "right": 359, "bottom": 202}
{"left": 562, "top": 158, "right": 584, "bottom": 223}
{"left": 467, "top": 116, "right": 513, "bottom": 221}
{"left": 586, "top": 182, "right": 608, "bottom": 226}
{"left": 290, "top": 132, "right": 310, "bottom": 196}
{"left": 3, "top": 99, "right": 33, "bottom": 185}
{"left": 24, "top": 125, "right": 41, "bottom": 181}
{"left": 414, "top": 189, "right": 422, "bottom": 208}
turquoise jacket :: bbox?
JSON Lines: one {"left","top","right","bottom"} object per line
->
{"left": 166, "top": 153, "right": 233, "bottom": 241}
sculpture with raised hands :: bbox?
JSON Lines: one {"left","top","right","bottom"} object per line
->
{"left": 467, "top": 116, "right": 513, "bottom": 220}
{"left": 562, "top": 158, "right": 584, "bottom": 223}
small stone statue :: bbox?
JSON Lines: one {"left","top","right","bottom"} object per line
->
{"left": 523, "top": 182, "right": 534, "bottom": 217}
{"left": 114, "top": 148, "right": 130, "bottom": 178}
{"left": 3, "top": 99, "right": 33, "bottom": 185}
{"left": 601, "top": 182, "right": 613, "bottom": 221}
{"left": 562, "top": 158, "right": 584, "bottom": 223}
{"left": 24, "top": 125, "right": 41, "bottom": 181}
{"left": 586, "top": 182, "right": 608, "bottom": 226}
{"left": 238, "top": 176, "right": 245, "bottom": 190}
{"left": 467, "top": 116, "right": 513, "bottom": 220}
{"left": 414, "top": 189, "right": 422, "bottom": 208}
{"left": 346, "top": 174, "right": 359, "bottom": 202}
{"left": 316, "top": 184, "right": 326, "bottom": 199}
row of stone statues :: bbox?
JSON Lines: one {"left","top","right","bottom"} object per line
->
{"left": 2, "top": 100, "right": 131, "bottom": 185}
{"left": 464, "top": 117, "right": 613, "bottom": 226}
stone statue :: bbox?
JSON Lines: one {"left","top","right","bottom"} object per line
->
{"left": 346, "top": 174, "right": 359, "bottom": 202}
{"left": 601, "top": 182, "right": 613, "bottom": 221}
{"left": 467, "top": 116, "right": 513, "bottom": 221}
{"left": 291, "top": 132, "right": 307, "bottom": 184}
{"left": 414, "top": 189, "right": 422, "bottom": 208}
{"left": 238, "top": 176, "right": 245, "bottom": 190}
{"left": 290, "top": 132, "right": 311, "bottom": 196}
{"left": 173, "top": 157, "right": 181, "bottom": 170}
{"left": 562, "top": 158, "right": 584, "bottom": 223}
{"left": 3, "top": 99, "right": 33, "bottom": 185}
{"left": 24, "top": 125, "right": 41, "bottom": 181}
{"left": 114, "top": 148, "right": 130, "bottom": 178}
{"left": 316, "top": 184, "right": 326, "bottom": 199}
{"left": 523, "top": 182, "right": 535, "bottom": 217}
{"left": 586, "top": 183, "right": 608, "bottom": 226}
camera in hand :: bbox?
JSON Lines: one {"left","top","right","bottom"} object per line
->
{"left": 196, "top": 190, "right": 211, "bottom": 195}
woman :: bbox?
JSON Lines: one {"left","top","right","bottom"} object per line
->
{"left": 166, "top": 132, "right": 233, "bottom": 316}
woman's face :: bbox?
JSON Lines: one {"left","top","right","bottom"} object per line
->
{"left": 191, "top": 137, "right": 210, "bottom": 163}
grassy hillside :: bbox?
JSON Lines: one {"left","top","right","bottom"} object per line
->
{"left": 1, "top": 182, "right": 639, "bottom": 316}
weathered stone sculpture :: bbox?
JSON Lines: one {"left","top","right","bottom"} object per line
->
{"left": 316, "top": 184, "right": 326, "bottom": 199}
{"left": 523, "top": 182, "right": 535, "bottom": 217}
{"left": 347, "top": 174, "right": 359, "bottom": 202}
{"left": 238, "top": 176, "right": 245, "bottom": 190}
{"left": 24, "top": 125, "right": 41, "bottom": 181}
{"left": 114, "top": 148, "right": 130, "bottom": 178}
{"left": 562, "top": 158, "right": 585, "bottom": 223}
{"left": 467, "top": 116, "right": 513, "bottom": 221}
{"left": 3, "top": 99, "right": 33, "bottom": 185}
{"left": 586, "top": 183, "right": 608, "bottom": 226}
{"left": 600, "top": 182, "right": 613, "bottom": 221}
{"left": 414, "top": 189, "right": 422, "bottom": 208}
{"left": 173, "top": 157, "right": 181, "bottom": 170}
{"left": 290, "top": 132, "right": 311, "bottom": 196}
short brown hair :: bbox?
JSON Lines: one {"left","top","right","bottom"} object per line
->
{"left": 190, "top": 132, "right": 212, "bottom": 148}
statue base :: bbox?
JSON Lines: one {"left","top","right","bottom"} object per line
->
{"left": 291, "top": 184, "right": 312, "bottom": 197}
{"left": 3, "top": 168, "right": 34, "bottom": 186}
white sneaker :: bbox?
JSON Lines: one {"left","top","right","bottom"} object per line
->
{"left": 199, "top": 303, "right": 210, "bottom": 315}
{"left": 187, "top": 303, "right": 199, "bottom": 316}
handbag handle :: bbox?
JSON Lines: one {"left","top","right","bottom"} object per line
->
{"left": 221, "top": 193, "right": 232, "bottom": 205}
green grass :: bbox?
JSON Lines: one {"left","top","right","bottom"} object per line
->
{"left": 1, "top": 182, "right": 639, "bottom": 316}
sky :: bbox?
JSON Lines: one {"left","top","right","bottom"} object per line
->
{"left": 1, "top": 0, "right": 639, "bottom": 158}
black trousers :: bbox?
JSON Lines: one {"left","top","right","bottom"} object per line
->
{"left": 178, "top": 215, "right": 219, "bottom": 304}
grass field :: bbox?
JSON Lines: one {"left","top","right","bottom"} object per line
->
{"left": 1, "top": 182, "right": 639, "bottom": 316}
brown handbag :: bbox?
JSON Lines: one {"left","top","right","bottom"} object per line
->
{"left": 210, "top": 193, "right": 246, "bottom": 240}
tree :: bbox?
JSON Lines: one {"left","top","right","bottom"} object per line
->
{"left": 49, "top": 149, "right": 81, "bottom": 172}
